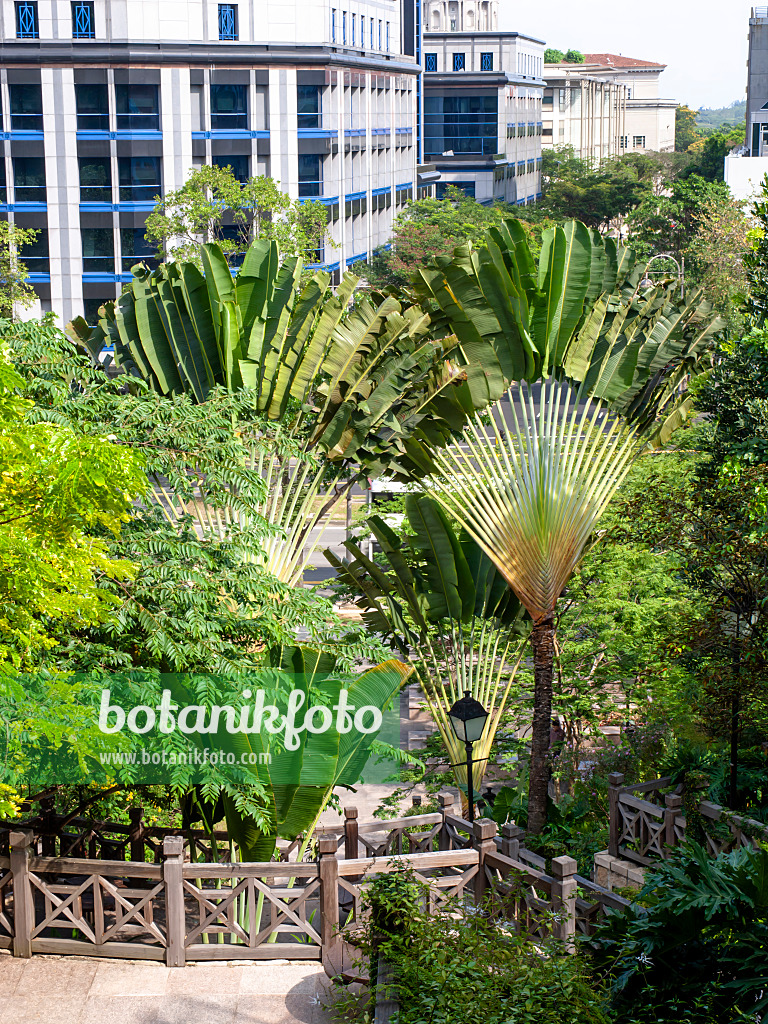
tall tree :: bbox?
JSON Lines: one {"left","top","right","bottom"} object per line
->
{"left": 675, "top": 104, "right": 702, "bottom": 152}
{"left": 411, "top": 219, "right": 724, "bottom": 832}
{"left": 143, "top": 164, "right": 328, "bottom": 266}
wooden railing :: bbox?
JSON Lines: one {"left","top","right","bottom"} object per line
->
{"left": 608, "top": 773, "right": 768, "bottom": 865}
{"left": 0, "top": 797, "right": 631, "bottom": 967}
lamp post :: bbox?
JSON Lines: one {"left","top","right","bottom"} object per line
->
{"left": 448, "top": 691, "right": 489, "bottom": 824}
{"left": 640, "top": 253, "right": 685, "bottom": 301}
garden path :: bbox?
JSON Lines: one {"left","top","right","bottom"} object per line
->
{"left": 0, "top": 952, "right": 334, "bottom": 1024}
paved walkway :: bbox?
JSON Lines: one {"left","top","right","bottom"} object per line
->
{"left": 0, "top": 953, "right": 336, "bottom": 1024}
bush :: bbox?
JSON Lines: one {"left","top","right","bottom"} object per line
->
{"left": 590, "top": 842, "right": 768, "bottom": 1022}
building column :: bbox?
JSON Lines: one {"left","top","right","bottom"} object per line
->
{"left": 41, "top": 66, "right": 83, "bottom": 324}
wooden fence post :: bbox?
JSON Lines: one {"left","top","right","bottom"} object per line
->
{"left": 664, "top": 794, "right": 683, "bottom": 857}
{"left": 129, "top": 807, "right": 145, "bottom": 863}
{"left": 162, "top": 836, "right": 186, "bottom": 967}
{"left": 344, "top": 807, "right": 359, "bottom": 860}
{"left": 500, "top": 822, "right": 522, "bottom": 860}
{"left": 438, "top": 793, "right": 454, "bottom": 851}
{"left": 10, "top": 830, "right": 34, "bottom": 958}
{"left": 472, "top": 818, "right": 497, "bottom": 905}
{"left": 551, "top": 855, "right": 578, "bottom": 952}
{"left": 608, "top": 773, "right": 625, "bottom": 858}
{"left": 318, "top": 836, "right": 340, "bottom": 964}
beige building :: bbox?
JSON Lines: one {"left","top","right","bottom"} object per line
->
{"left": 582, "top": 54, "right": 677, "bottom": 154}
{"left": 542, "top": 66, "right": 627, "bottom": 162}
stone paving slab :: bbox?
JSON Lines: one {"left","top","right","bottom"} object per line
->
{"left": 0, "top": 953, "right": 336, "bottom": 1024}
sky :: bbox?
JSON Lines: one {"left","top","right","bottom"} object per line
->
{"left": 500, "top": 0, "right": 754, "bottom": 110}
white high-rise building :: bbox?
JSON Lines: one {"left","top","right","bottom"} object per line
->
{"left": 0, "top": 0, "right": 420, "bottom": 322}
{"left": 421, "top": 0, "right": 544, "bottom": 205}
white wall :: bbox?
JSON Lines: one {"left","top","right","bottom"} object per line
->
{"left": 725, "top": 154, "right": 768, "bottom": 204}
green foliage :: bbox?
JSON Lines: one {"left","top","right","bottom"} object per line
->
{"left": 628, "top": 174, "right": 730, "bottom": 261}
{"left": 696, "top": 99, "right": 746, "bottom": 133}
{"left": 364, "top": 187, "right": 548, "bottom": 292}
{"left": 676, "top": 104, "right": 702, "bottom": 152}
{"left": 563, "top": 49, "right": 585, "bottom": 64}
{"left": 591, "top": 843, "right": 768, "bottom": 1021}
{"left": 143, "top": 164, "right": 328, "bottom": 266}
{"left": 745, "top": 174, "right": 768, "bottom": 326}
{"left": 695, "top": 328, "right": 768, "bottom": 469}
{"left": 0, "top": 342, "right": 146, "bottom": 667}
{"left": 540, "top": 149, "right": 651, "bottom": 230}
{"left": 0, "top": 222, "right": 39, "bottom": 318}
{"left": 371, "top": 883, "right": 610, "bottom": 1024}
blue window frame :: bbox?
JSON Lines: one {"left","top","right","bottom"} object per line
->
{"left": 10, "top": 83, "right": 43, "bottom": 131}
{"left": 378, "top": 20, "right": 381, "bottom": 49}
{"left": 480, "top": 52, "right": 493, "bottom": 71}
{"left": 298, "top": 153, "right": 321, "bottom": 198}
{"left": 13, "top": 156, "right": 46, "bottom": 203}
{"left": 386, "top": 22, "right": 389, "bottom": 51}
{"left": 72, "top": 1, "right": 95, "bottom": 38}
{"left": 218, "top": 3, "right": 238, "bottom": 41}
{"left": 453, "top": 52, "right": 465, "bottom": 71}
{"left": 424, "top": 94, "right": 498, "bottom": 158}
{"left": 297, "top": 84, "right": 321, "bottom": 129}
{"left": 115, "top": 84, "right": 160, "bottom": 131}
{"left": 424, "top": 52, "right": 437, "bottom": 72}
{"left": 118, "top": 155, "right": 161, "bottom": 203}
{"left": 75, "top": 83, "right": 108, "bottom": 131}
{"left": 351, "top": 13, "right": 355, "bottom": 45}
{"left": 15, "top": 1, "right": 39, "bottom": 39}
{"left": 210, "top": 83, "right": 248, "bottom": 130}
{"left": 331, "top": 8, "right": 336, "bottom": 42}
{"left": 370, "top": 18, "right": 374, "bottom": 48}
{"left": 342, "top": 12, "right": 346, "bottom": 44}
{"left": 360, "top": 17, "right": 364, "bottom": 47}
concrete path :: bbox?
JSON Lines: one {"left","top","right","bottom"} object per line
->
{"left": 0, "top": 953, "right": 337, "bottom": 1024}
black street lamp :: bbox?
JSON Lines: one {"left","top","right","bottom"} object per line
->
{"left": 448, "top": 691, "right": 489, "bottom": 824}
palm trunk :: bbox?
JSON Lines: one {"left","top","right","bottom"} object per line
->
{"left": 527, "top": 612, "right": 555, "bottom": 835}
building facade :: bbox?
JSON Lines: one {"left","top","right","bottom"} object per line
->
{"left": 725, "top": 6, "right": 768, "bottom": 201}
{"left": 422, "top": 0, "right": 544, "bottom": 205}
{"left": 0, "top": 0, "right": 419, "bottom": 323}
{"left": 542, "top": 65, "right": 627, "bottom": 162}
{"left": 581, "top": 54, "right": 676, "bottom": 154}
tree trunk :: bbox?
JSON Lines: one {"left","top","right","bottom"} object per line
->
{"left": 527, "top": 612, "right": 556, "bottom": 835}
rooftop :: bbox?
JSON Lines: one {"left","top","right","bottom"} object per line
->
{"left": 581, "top": 53, "right": 666, "bottom": 69}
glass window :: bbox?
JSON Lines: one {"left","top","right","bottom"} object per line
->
{"left": 425, "top": 53, "right": 437, "bottom": 72}
{"left": 79, "top": 157, "right": 112, "bottom": 202}
{"left": 210, "top": 84, "right": 248, "bottom": 130}
{"left": 0, "top": 162, "right": 5, "bottom": 205}
{"left": 83, "top": 296, "right": 112, "bottom": 325}
{"left": 82, "top": 227, "right": 114, "bottom": 272}
{"left": 121, "top": 227, "right": 157, "bottom": 272}
{"left": 633, "top": 135, "right": 646, "bottom": 148}
{"left": 118, "top": 156, "right": 161, "bottom": 202}
{"left": 453, "top": 53, "right": 465, "bottom": 72}
{"left": 378, "top": 20, "right": 381, "bottom": 49}
{"left": 219, "top": 224, "right": 248, "bottom": 267}
{"left": 386, "top": 22, "right": 389, "bottom": 51}
{"left": 342, "top": 12, "right": 346, "bottom": 44}
{"left": 360, "top": 16, "right": 364, "bottom": 47}
{"left": 480, "top": 52, "right": 493, "bottom": 71}
{"left": 218, "top": 3, "right": 238, "bottom": 41}
{"left": 298, "top": 153, "right": 321, "bottom": 197}
{"left": 435, "top": 181, "right": 474, "bottom": 199}
{"left": 75, "top": 82, "right": 109, "bottom": 131}
{"left": 115, "top": 84, "right": 160, "bottom": 131}
{"left": 351, "top": 13, "right": 355, "bottom": 45}
{"left": 13, "top": 156, "right": 46, "bottom": 202}
{"left": 331, "top": 8, "right": 336, "bottom": 42}
{"left": 370, "top": 18, "right": 373, "bottom": 48}
{"left": 9, "top": 83, "right": 43, "bottom": 132}
{"left": 72, "top": 1, "right": 95, "bottom": 38}
{"left": 297, "top": 84, "right": 321, "bottom": 129}
{"left": 20, "top": 227, "right": 48, "bottom": 272}
{"left": 424, "top": 93, "right": 497, "bottom": 157}
{"left": 15, "top": 1, "right": 38, "bottom": 39}
{"left": 212, "top": 154, "right": 249, "bottom": 182}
